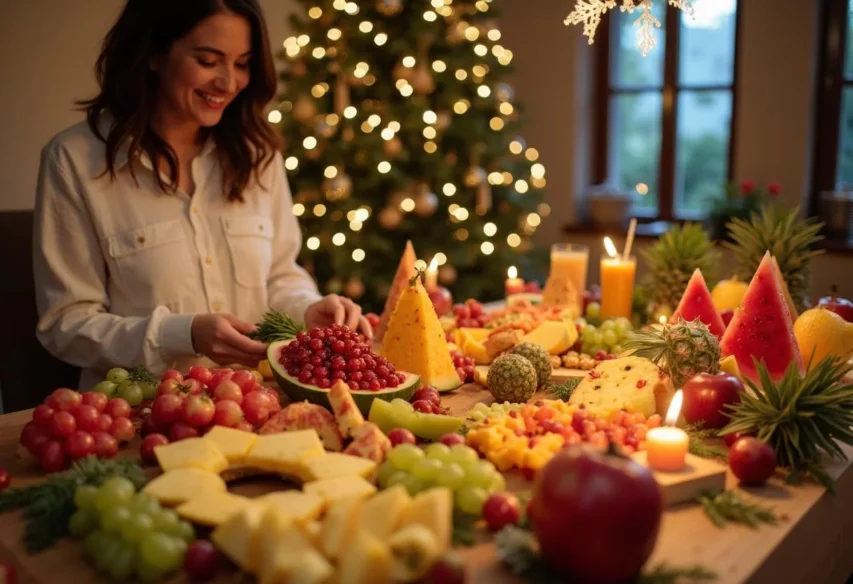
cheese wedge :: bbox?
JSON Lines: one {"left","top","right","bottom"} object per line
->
{"left": 255, "top": 491, "right": 326, "bottom": 522}
{"left": 303, "top": 475, "right": 377, "bottom": 506}
{"left": 251, "top": 506, "right": 297, "bottom": 574}
{"left": 320, "top": 496, "right": 364, "bottom": 559}
{"left": 203, "top": 425, "right": 258, "bottom": 465}
{"left": 300, "top": 452, "right": 377, "bottom": 482}
{"left": 142, "top": 467, "right": 226, "bottom": 506}
{"left": 397, "top": 487, "right": 453, "bottom": 552}
{"left": 176, "top": 491, "right": 254, "bottom": 527}
{"left": 356, "top": 485, "right": 411, "bottom": 540}
{"left": 337, "top": 531, "right": 392, "bottom": 584}
{"left": 257, "top": 523, "right": 325, "bottom": 584}
{"left": 264, "top": 548, "right": 334, "bottom": 584}
{"left": 153, "top": 437, "right": 228, "bottom": 474}
{"left": 211, "top": 505, "right": 265, "bottom": 570}
{"left": 245, "top": 429, "right": 325, "bottom": 476}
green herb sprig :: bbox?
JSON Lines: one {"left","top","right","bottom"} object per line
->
{"left": 697, "top": 490, "right": 778, "bottom": 529}
{"left": 0, "top": 457, "right": 147, "bottom": 553}
{"left": 248, "top": 311, "right": 305, "bottom": 343}
{"left": 547, "top": 377, "right": 582, "bottom": 402}
{"left": 452, "top": 512, "right": 478, "bottom": 547}
{"left": 680, "top": 423, "right": 728, "bottom": 460}
{"left": 127, "top": 364, "right": 157, "bottom": 386}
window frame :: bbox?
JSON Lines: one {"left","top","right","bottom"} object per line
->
{"left": 592, "top": 2, "right": 742, "bottom": 222}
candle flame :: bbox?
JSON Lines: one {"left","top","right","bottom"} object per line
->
{"left": 507, "top": 265, "right": 517, "bottom": 279}
{"left": 665, "top": 390, "right": 683, "bottom": 426}
{"left": 603, "top": 236, "right": 618, "bottom": 258}
{"left": 659, "top": 315, "right": 667, "bottom": 324}
{"left": 428, "top": 256, "right": 439, "bottom": 272}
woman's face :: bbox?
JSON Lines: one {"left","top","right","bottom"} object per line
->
{"left": 152, "top": 11, "right": 252, "bottom": 130}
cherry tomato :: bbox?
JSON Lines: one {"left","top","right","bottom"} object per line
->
{"left": 241, "top": 391, "right": 271, "bottom": 426}
{"left": 259, "top": 388, "right": 281, "bottom": 414}
{"left": 96, "top": 414, "right": 113, "bottom": 433}
{"left": 81, "top": 391, "right": 109, "bottom": 412}
{"left": 157, "top": 379, "right": 183, "bottom": 397}
{"left": 32, "top": 404, "right": 55, "bottom": 428}
{"left": 140, "top": 434, "right": 169, "bottom": 464}
{"left": 0, "top": 469, "right": 10, "bottom": 490}
{"left": 183, "top": 379, "right": 205, "bottom": 395}
{"left": 184, "top": 540, "right": 221, "bottom": 580}
{"left": 152, "top": 394, "right": 184, "bottom": 427}
{"left": 104, "top": 398, "right": 131, "bottom": 420}
{"left": 170, "top": 423, "right": 200, "bottom": 441}
{"left": 64, "top": 431, "right": 96, "bottom": 460}
{"left": 182, "top": 395, "right": 215, "bottom": 428}
{"left": 213, "top": 400, "right": 244, "bottom": 427}
{"left": 109, "top": 417, "right": 136, "bottom": 443}
{"left": 92, "top": 432, "right": 119, "bottom": 458}
{"left": 46, "top": 388, "right": 82, "bottom": 412}
{"left": 212, "top": 381, "right": 243, "bottom": 405}
{"left": 482, "top": 493, "right": 521, "bottom": 531}
{"left": 209, "top": 369, "right": 234, "bottom": 391}
{"left": 141, "top": 416, "right": 163, "bottom": 437}
{"left": 161, "top": 369, "right": 184, "bottom": 383}
{"left": 230, "top": 370, "right": 256, "bottom": 395}
{"left": 187, "top": 366, "right": 213, "bottom": 386}
{"left": 39, "top": 440, "right": 68, "bottom": 472}
{"left": 20, "top": 422, "right": 50, "bottom": 457}
{"left": 71, "top": 404, "right": 101, "bottom": 433}
{"left": 49, "top": 411, "right": 77, "bottom": 439}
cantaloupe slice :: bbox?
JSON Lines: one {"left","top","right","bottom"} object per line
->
{"left": 520, "top": 321, "right": 577, "bottom": 355}
{"left": 376, "top": 241, "right": 417, "bottom": 343}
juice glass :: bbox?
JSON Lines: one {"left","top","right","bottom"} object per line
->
{"left": 600, "top": 255, "right": 637, "bottom": 319}
{"left": 549, "top": 244, "right": 588, "bottom": 306}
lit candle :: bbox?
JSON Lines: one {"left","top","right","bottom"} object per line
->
{"left": 646, "top": 390, "right": 689, "bottom": 472}
{"left": 599, "top": 236, "right": 637, "bottom": 319}
{"left": 505, "top": 266, "right": 525, "bottom": 297}
{"left": 425, "top": 256, "right": 439, "bottom": 292}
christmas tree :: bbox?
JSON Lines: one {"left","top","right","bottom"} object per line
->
{"left": 274, "top": 0, "right": 550, "bottom": 312}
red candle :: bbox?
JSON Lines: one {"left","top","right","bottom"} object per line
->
{"left": 505, "top": 266, "right": 525, "bottom": 297}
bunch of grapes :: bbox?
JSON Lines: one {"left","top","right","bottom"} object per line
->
{"left": 466, "top": 401, "right": 524, "bottom": 423}
{"left": 19, "top": 389, "right": 136, "bottom": 472}
{"left": 579, "top": 316, "right": 633, "bottom": 357}
{"left": 452, "top": 299, "right": 488, "bottom": 328}
{"left": 450, "top": 351, "right": 476, "bottom": 384}
{"left": 377, "top": 441, "right": 505, "bottom": 517}
{"left": 93, "top": 368, "right": 157, "bottom": 408}
{"left": 68, "top": 477, "right": 195, "bottom": 582}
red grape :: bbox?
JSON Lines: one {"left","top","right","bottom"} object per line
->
{"left": 32, "top": 404, "right": 55, "bottom": 428}
{"left": 242, "top": 391, "right": 272, "bottom": 426}
{"left": 231, "top": 370, "right": 257, "bottom": 394}
{"left": 39, "top": 440, "right": 68, "bottom": 472}
{"left": 161, "top": 369, "right": 183, "bottom": 383}
{"left": 96, "top": 414, "right": 113, "bottom": 433}
{"left": 71, "top": 404, "right": 101, "bottom": 433}
{"left": 64, "top": 431, "right": 96, "bottom": 460}
{"left": 140, "top": 433, "right": 169, "bottom": 464}
{"left": 412, "top": 400, "right": 435, "bottom": 414}
{"left": 81, "top": 391, "right": 109, "bottom": 412}
{"left": 92, "top": 432, "right": 119, "bottom": 458}
{"left": 411, "top": 387, "right": 441, "bottom": 406}
{"left": 212, "top": 380, "right": 243, "bottom": 404}
{"left": 426, "top": 552, "right": 466, "bottom": 584}
{"left": 170, "top": 422, "right": 200, "bottom": 441}
{"left": 46, "top": 388, "right": 82, "bottom": 412}
{"left": 109, "top": 417, "right": 136, "bottom": 443}
{"left": 0, "top": 469, "right": 10, "bottom": 490}
{"left": 152, "top": 394, "right": 184, "bottom": 427}
{"left": 187, "top": 366, "right": 213, "bottom": 386}
{"left": 20, "top": 422, "right": 49, "bottom": 457}
{"left": 482, "top": 492, "right": 521, "bottom": 531}
{"left": 439, "top": 433, "right": 466, "bottom": 447}
{"left": 141, "top": 416, "right": 162, "bottom": 437}
{"left": 213, "top": 400, "right": 244, "bottom": 427}
{"left": 233, "top": 420, "right": 254, "bottom": 433}
{"left": 182, "top": 395, "right": 216, "bottom": 427}
{"left": 184, "top": 540, "right": 222, "bottom": 581}
{"left": 104, "top": 398, "right": 131, "bottom": 420}
{"left": 49, "top": 411, "right": 77, "bottom": 439}
{"left": 387, "top": 428, "right": 417, "bottom": 446}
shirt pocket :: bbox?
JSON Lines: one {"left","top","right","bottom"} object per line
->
{"left": 105, "top": 219, "right": 194, "bottom": 308}
{"left": 221, "top": 215, "right": 273, "bottom": 288}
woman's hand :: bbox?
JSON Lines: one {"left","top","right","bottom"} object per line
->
{"left": 190, "top": 314, "right": 268, "bottom": 367}
{"left": 304, "top": 294, "right": 372, "bottom": 340}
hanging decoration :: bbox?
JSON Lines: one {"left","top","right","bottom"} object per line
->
{"left": 292, "top": 97, "right": 318, "bottom": 123}
{"left": 376, "top": 0, "right": 403, "bottom": 17}
{"left": 321, "top": 169, "right": 352, "bottom": 202}
{"left": 414, "top": 184, "right": 439, "bottom": 217}
{"left": 564, "top": 0, "right": 694, "bottom": 56}
{"left": 378, "top": 205, "right": 403, "bottom": 229}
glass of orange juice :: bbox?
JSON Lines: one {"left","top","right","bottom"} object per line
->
{"left": 600, "top": 255, "right": 637, "bottom": 319}
{"left": 549, "top": 243, "right": 589, "bottom": 306}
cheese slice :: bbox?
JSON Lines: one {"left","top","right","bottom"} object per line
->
{"left": 357, "top": 485, "right": 411, "bottom": 540}
{"left": 569, "top": 356, "right": 674, "bottom": 419}
{"left": 251, "top": 506, "right": 297, "bottom": 574}
{"left": 337, "top": 531, "right": 392, "bottom": 584}
{"left": 176, "top": 491, "right": 254, "bottom": 527}
{"left": 300, "top": 452, "right": 377, "bottom": 482}
{"left": 142, "top": 467, "right": 226, "bottom": 506}
{"left": 302, "top": 475, "right": 377, "bottom": 506}
{"left": 397, "top": 487, "right": 453, "bottom": 552}
{"left": 256, "top": 523, "right": 320, "bottom": 584}
{"left": 321, "top": 496, "right": 364, "bottom": 559}
{"left": 245, "top": 429, "right": 325, "bottom": 476}
{"left": 204, "top": 425, "right": 258, "bottom": 464}
{"left": 211, "top": 505, "right": 265, "bottom": 570}
{"left": 154, "top": 437, "right": 228, "bottom": 474}
{"left": 256, "top": 491, "right": 326, "bottom": 522}
{"left": 260, "top": 530, "right": 333, "bottom": 584}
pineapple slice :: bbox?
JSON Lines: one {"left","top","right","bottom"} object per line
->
{"left": 153, "top": 437, "right": 228, "bottom": 474}
{"left": 211, "top": 505, "right": 265, "bottom": 570}
{"left": 356, "top": 484, "right": 411, "bottom": 540}
{"left": 397, "top": 487, "right": 453, "bottom": 552}
{"left": 328, "top": 380, "right": 365, "bottom": 438}
{"left": 299, "top": 519, "right": 323, "bottom": 548}
{"left": 255, "top": 490, "right": 326, "bottom": 522}
{"left": 342, "top": 422, "right": 391, "bottom": 465}
{"left": 320, "top": 496, "right": 364, "bottom": 559}
{"left": 176, "top": 491, "right": 255, "bottom": 527}
{"left": 264, "top": 549, "right": 334, "bottom": 584}
{"left": 142, "top": 467, "right": 226, "bottom": 506}
{"left": 337, "top": 531, "right": 392, "bottom": 584}
{"left": 300, "top": 452, "right": 377, "bottom": 482}
{"left": 203, "top": 425, "right": 257, "bottom": 465}
{"left": 257, "top": 522, "right": 328, "bottom": 584}
{"left": 303, "top": 475, "right": 377, "bottom": 506}
{"left": 244, "top": 429, "right": 325, "bottom": 477}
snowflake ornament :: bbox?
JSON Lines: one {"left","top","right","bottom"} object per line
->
{"left": 565, "top": 0, "right": 693, "bottom": 56}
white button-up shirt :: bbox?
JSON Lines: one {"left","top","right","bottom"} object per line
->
{"left": 33, "top": 118, "right": 322, "bottom": 390}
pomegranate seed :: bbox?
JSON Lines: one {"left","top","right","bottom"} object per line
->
{"left": 636, "top": 379, "right": 647, "bottom": 389}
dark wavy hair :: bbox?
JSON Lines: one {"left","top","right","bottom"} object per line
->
{"left": 78, "top": 0, "right": 281, "bottom": 201}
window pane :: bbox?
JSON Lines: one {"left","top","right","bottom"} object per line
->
{"left": 609, "top": 92, "right": 663, "bottom": 212}
{"left": 674, "top": 90, "right": 733, "bottom": 215}
{"left": 678, "top": 0, "right": 737, "bottom": 86}
{"left": 835, "top": 87, "right": 853, "bottom": 187}
{"left": 845, "top": 0, "right": 853, "bottom": 79}
{"left": 610, "top": 1, "right": 666, "bottom": 88}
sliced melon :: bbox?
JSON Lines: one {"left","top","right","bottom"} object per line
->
{"left": 268, "top": 340, "right": 420, "bottom": 416}
{"left": 368, "top": 398, "right": 464, "bottom": 440}
{"left": 520, "top": 320, "right": 577, "bottom": 355}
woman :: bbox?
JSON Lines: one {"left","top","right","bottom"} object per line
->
{"left": 33, "top": 0, "right": 369, "bottom": 390}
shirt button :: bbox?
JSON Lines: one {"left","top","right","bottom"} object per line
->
{"left": 137, "top": 236, "right": 145, "bottom": 245}
{"left": 205, "top": 256, "right": 213, "bottom": 265}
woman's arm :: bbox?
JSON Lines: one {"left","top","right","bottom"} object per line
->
{"left": 33, "top": 144, "right": 197, "bottom": 374}
{"left": 265, "top": 153, "right": 323, "bottom": 324}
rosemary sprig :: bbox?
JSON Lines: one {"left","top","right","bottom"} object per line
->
{"left": 452, "top": 511, "right": 478, "bottom": 547}
{"left": 495, "top": 525, "right": 716, "bottom": 583}
{"left": 0, "top": 457, "right": 147, "bottom": 553}
{"left": 697, "top": 490, "right": 778, "bottom": 529}
{"left": 248, "top": 311, "right": 305, "bottom": 343}
{"left": 127, "top": 364, "right": 157, "bottom": 386}
{"left": 680, "top": 423, "right": 728, "bottom": 460}
{"left": 546, "top": 377, "right": 582, "bottom": 402}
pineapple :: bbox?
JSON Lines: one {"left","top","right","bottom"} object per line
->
{"left": 724, "top": 206, "right": 824, "bottom": 312}
{"left": 641, "top": 223, "right": 720, "bottom": 311}
{"left": 486, "top": 354, "right": 537, "bottom": 403}
{"left": 624, "top": 318, "right": 720, "bottom": 388}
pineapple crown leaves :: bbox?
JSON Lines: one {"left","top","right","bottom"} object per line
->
{"left": 723, "top": 205, "right": 824, "bottom": 310}
{"left": 721, "top": 355, "right": 853, "bottom": 492}
{"left": 641, "top": 223, "right": 720, "bottom": 306}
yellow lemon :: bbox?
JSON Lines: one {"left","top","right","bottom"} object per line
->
{"left": 257, "top": 360, "right": 273, "bottom": 380}
{"left": 711, "top": 276, "right": 748, "bottom": 312}
{"left": 794, "top": 307, "right": 853, "bottom": 369}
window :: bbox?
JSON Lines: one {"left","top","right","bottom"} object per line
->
{"left": 812, "top": 0, "right": 853, "bottom": 206}
{"left": 593, "top": 0, "right": 740, "bottom": 221}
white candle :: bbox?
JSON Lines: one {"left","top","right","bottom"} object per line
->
{"left": 646, "top": 390, "right": 689, "bottom": 472}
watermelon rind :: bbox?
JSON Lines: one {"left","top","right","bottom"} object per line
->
{"left": 267, "top": 340, "right": 420, "bottom": 415}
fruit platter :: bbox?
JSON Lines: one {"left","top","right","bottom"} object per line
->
{"left": 3, "top": 213, "right": 853, "bottom": 584}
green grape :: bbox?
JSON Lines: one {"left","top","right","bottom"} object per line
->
{"left": 120, "top": 512, "right": 154, "bottom": 543}
{"left": 84, "top": 530, "right": 109, "bottom": 559}
{"left": 96, "top": 477, "right": 136, "bottom": 513}
{"left": 149, "top": 508, "right": 180, "bottom": 533}
{"left": 489, "top": 472, "right": 507, "bottom": 493}
{"left": 585, "top": 302, "right": 601, "bottom": 318}
{"left": 581, "top": 342, "right": 592, "bottom": 355}
{"left": 170, "top": 520, "right": 196, "bottom": 543}
{"left": 106, "top": 367, "right": 130, "bottom": 384}
{"left": 128, "top": 493, "right": 161, "bottom": 516}
{"left": 465, "top": 460, "right": 497, "bottom": 489}
{"left": 100, "top": 505, "right": 131, "bottom": 534}
{"left": 600, "top": 320, "right": 615, "bottom": 332}
{"left": 611, "top": 344, "right": 625, "bottom": 355}
{"left": 410, "top": 458, "right": 443, "bottom": 483}
{"left": 136, "top": 563, "right": 166, "bottom": 584}
{"left": 387, "top": 444, "right": 425, "bottom": 471}
{"left": 400, "top": 474, "right": 427, "bottom": 496}
{"left": 434, "top": 462, "right": 466, "bottom": 490}
{"left": 424, "top": 443, "right": 452, "bottom": 462}
{"left": 69, "top": 509, "right": 99, "bottom": 538}
{"left": 590, "top": 331, "right": 604, "bottom": 346}
{"left": 615, "top": 317, "right": 633, "bottom": 332}
{"left": 386, "top": 471, "right": 410, "bottom": 489}
{"left": 602, "top": 330, "right": 617, "bottom": 347}
{"left": 139, "top": 381, "right": 158, "bottom": 401}
{"left": 139, "top": 532, "right": 186, "bottom": 574}
{"left": 377, "top": 461, "right": 398, "bottom": 488}
{"left": 581, "top": 325, "right": 598, "bottom": 341}
{"left": 107, "top": 540, "right": 138, "bottom": 582}
{"left": 449, "top": 445, "right": 479, "bottom": 469}
{"left": 93, "top": 536, "right": 122, "bottom": 574}
{"left": 74, "top": 485, "right": 100, "bottom": 511}
{"left": 469, "top": 411, "right": 486, "bottom": 422}
{"left": 93, "top": 380, "right": 117, "bottom": 397}
{"left": 455, "top": 486, "right": 489, "bottom": 516}
{"left": 117, "top": 381, "right": 144, "bottom": 407}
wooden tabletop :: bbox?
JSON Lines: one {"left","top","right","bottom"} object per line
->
{"left": 1, "top": 387, "right": 853, "bottom": 584}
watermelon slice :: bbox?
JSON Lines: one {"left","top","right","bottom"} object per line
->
{"left": 670, "top": 269, "right": 726, "bottom": 338}
{"left": 771, "top": 256, "right": 798, "bottom": 324}
{"left": 720, "top": 252, "right": 805, "bottom": 384}
{"left": 375, "top": 241, "right": 417, "bottom": 343}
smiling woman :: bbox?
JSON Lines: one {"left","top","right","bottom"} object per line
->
{"left": 32, "top": 0, "right": 372, "bottom": 391}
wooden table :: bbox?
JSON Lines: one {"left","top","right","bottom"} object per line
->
{"left": 1, "top": 387, "right": 853, "bottom": 584}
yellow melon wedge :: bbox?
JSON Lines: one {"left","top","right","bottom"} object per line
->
{"left": 376, "top": 241, "right": 418, "bottom": 343}
{"left": 719, "top": 355, "right": 743, "bottom": 382}
{"left": 521, "top": 321, "right": 578, "bottom": 355}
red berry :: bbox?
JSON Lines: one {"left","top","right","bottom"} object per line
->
{"left": 387, "top": 428, "right": 417, "bottom": 446}
{"left": 439, "top": 433, "right": 466, "bottom": 447}
{"left": 140, "top": 433, "right": 169, "bottom": 464}
{"left": 184, "top": 540, "right": 222, "bottom": 581}
{"left": 242, "top": 391, "right": 272, "bottom": 426}
{"left": 426, "top": 552, "right": 466, "bottom": 584}
{"left": 482, "top": 492, "right": 521, "bottom": 531}
{"left": 411, "top": 387, "right": 441, "bottom": 406}
{"left": 723, "top": 430, "right": 754, "bottom": 448}
{"left": 231, "top": 370, "right": 257, "bottom": 394}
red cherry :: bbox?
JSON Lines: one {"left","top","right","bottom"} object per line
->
{"left": 482, "top": 492, "right": 521, "bottom": 531}
{"left": 387, "top": 428, "right": 417, "bottom": 446}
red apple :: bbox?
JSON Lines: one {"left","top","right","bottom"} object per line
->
{"left": 723, "top": 430, "right": 754, "bottom": 448}
{"left": 428, "top": 287, "right": 453, "bottom": 317}
{"left": 681, "top": 372, "right": 744, "bottom": 430}
{"left": 729, "top": 437, "right": 776, "bottom": 486}
{"left": 815, "top": 286, "right": 853, "bottom": 323}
